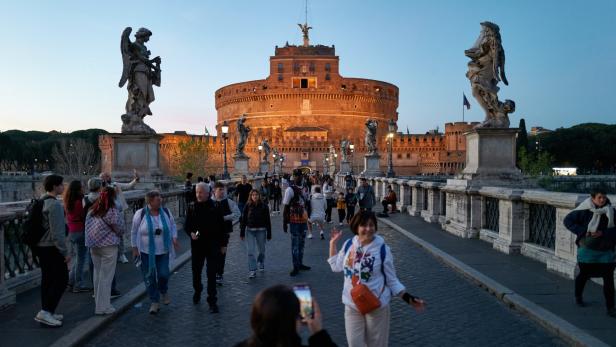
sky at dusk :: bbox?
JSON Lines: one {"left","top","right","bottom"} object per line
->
{"left": 0, "top": 0, "right": 614, "bottom": 135}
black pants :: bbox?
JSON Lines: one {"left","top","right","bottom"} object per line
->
{"left": 575, "top": 262, "right": 615, "bottom": 309}
{"left": 337, "top": 209, "right": 346, "bottom": 223}
{"left": 346, "top": 206, "right": 355, "bottom": 222}
{"left": 36, "top": 246, "right": 68, "bottom": 313}
{"left": 191, "top": 243, "right": 220, "bottom": 305}
{"left": 325, "top": 198, "right": 334, "bottom": 222}
{"left": 217, "top": 234, "right": 230, "bottom": 277}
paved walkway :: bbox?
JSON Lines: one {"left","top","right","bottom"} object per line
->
{"left": 381, "top": 212, "right": 616, "bottom": 346}
{"left": 83, "top": 214, "right": 564, "bottom": 347}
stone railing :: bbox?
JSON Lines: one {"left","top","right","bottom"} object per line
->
{"left": 335, "top": 174, "right": 615, "bottom": 281}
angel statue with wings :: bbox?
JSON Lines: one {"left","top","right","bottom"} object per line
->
{"left": 340, "top": 139, "right": 350, "bottom": 162}
{"left": 260, "top": 139, "right": 271, "bottom": 162}
{"left": 235, "top": 114, "right": 251, "bottom": 158}
{"left": 465, "top": 21, "right": 515, "bottom": 128}
{"left": 118, "top": 27, "right": 161, "bottom": 134}
{"left": 365, "top": 119, "right": 378, "bottom": 156}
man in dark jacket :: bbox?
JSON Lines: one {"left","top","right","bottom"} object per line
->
{"left": 184, "top": 182, "right": 225, "bottom": 312}
{"left": 212, "top": 182, "right": 240, "bottom": 285}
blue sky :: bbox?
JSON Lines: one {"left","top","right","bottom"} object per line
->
{"left": 0, "top": 0, "right": 614, "bottom": 135}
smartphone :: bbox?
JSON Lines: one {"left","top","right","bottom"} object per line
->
{"left": 293, "top": 284, "right": 314, "bottom": 320}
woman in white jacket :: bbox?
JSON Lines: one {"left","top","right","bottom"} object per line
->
{"left": 308, "top": 186, "right": 327, "bottom": 240}
{"left": 328, "top": 211, "right": 425, "bottom": 347}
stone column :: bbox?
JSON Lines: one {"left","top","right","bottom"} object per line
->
{"left": 547, "top": 205, "right": 581, "bottom": 279}
{"left": 408, "top": 181, "right": 424, "bottom": 216}
{"left": 442, "top": 181, "right": 481, "bottom": 238}
{"left": 0, "top": 215, "right": 17, "bottom": 309}
{"left": 397, "top": 179, "right": 411, "bottom": 212}
{"left": 486, "top": 189, "right": 524, "bottom": 254}
{"left": 421, "top": 182, "right": 443, "bottom": 223}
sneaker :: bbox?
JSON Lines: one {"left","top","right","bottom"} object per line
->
{"left": 162, "top": 293, "right": 171, "bottom": 305}
{"left": 193, "top": 292, "right": 201, "bottom": 305}
{"left": 52, "top": 313, "right": 64, "bottom": 321}
{"left": 299, "top": 264, "right": 311, "bottom": 271}
{"left": 289, "top": 268, "right": 300, "bottom": 277}
{"left": 320, "top": 231, "right": 325, "bottom": 240}
{"left": 248, "top": 271, "right": 256, "bottom": 279}
{"left": 149, "top": 303, "right": 160, "bottom": 314}
{"left": 339, "top": 222, "right": 343, "bottom": 226}
{"left": 110, "top": 290, "right": 122, "bottom": 299}
{"left": 328, "top": 220, "right": 334, "bottom": 224}
{"left": 307, "top": 233, "right": 313, "bottom": 239}
{"left": 95, "top": 307, "right": 116, "bottom": 315}
{"left": 257, "top": 262, "right": 265, "bottom": 272}
{"left": 216, "top": 274, "right": 224, "bottom": 286}
{"left": 34, "top": 310, "right": 62, "bottom": 327}
{"left": 209, "top": 304, "right": 219, "bottom": 314}
{"left": 119, "top": 254, "right": 129, "bottom": 264}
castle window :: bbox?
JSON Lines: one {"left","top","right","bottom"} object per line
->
{"left": 341, "top": 84, "right": 347, "bottom": 90}
{"left": 301, "top": 79, "right": 308, "bottom": 88}
{"left": 294, "top": 63, "right": 300, "bottom": 73}
{"left": 406, "top": 153, "right": 411, "bottom": 159}
{"left": 309, "top": 62, "right": 315, "bottom": 73}
{"left": 325, "top": 63, "right": 331, "bottom": 72}
{"left": 325, "top": 73, "right": 330, "bottom": 81}
{"left": 278, "top": 74, "right": 283, "bottom": 81}
{"left": 277, "top": 63, "right": 284, "bottom": 73}
{"left": 397, "top": 154, "right": 402, "bottom": 159}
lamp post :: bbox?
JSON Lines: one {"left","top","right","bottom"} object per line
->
{"left": 272, "top": 153, "right": 277, "bottom": 175}
{"left": 257, "top": 144, "right": 263, "bottom": 176}
{"left": 387, "top": 119, "right": 396, "bottom": 178}
{"left": 349, "top": 143, "right": 355, "bottom": 174}
{"left": 221, "top": 120, "right": 230, "bottom": 179}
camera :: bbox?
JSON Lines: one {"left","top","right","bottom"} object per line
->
{"left": 155, "top": 228, "right": 162, "bottom": 235}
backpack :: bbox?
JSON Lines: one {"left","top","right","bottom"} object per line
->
{"left": 22, "top": 196, "right": 55, "bottom": 247}
{"left": 343, "top": 239, "right": 387, "bottom": 284}
{"left": 289, "top": 185, "right": 308, "bottom": 224}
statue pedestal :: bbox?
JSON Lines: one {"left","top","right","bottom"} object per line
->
{"left": 361, "top": 154, "right": 382, "bottom": 177}
{"left": 99, "top": 134, "right": 164, "bottom": 180}
{"left": 340, "top": 161, "right": 352, "bottom": 174}
{"left": 233, "top": 156, "right": 250, "bottom": 176}
{"left": 259, "top": 162, "right": 269, "bottom": 175}
{"left": 459, "top": 128, "right": 523, "bottom": 183}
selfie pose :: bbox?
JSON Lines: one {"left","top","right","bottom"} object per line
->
{"left": 328, "top": 211, "right": 425, "bottom": 347}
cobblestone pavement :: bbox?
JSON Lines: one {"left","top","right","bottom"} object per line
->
{"left": 85, "top": 215, "right": 566, "bottom": 347}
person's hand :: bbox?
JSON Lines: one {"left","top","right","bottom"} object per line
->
{"left": 133, "top": 169, "right": 140, "bottom": 182}
{"left": 407, "top": 294, "right": 426, "bottom": 312}
{"left": 173, "top": 238, "right": 180, "bottom": 251}
{"left": 240, "top": 236, "right": 245, "bottom": 241}
{"left": 330, "top": 228, "right": 342, "bottom": 244}
{"left": 304, "top": 300, "right": 323, "bottom": 334}
{"left": 591, "top": 230, "right": 603, "bottom": 238}
{"left": 221, "top": 247, "right": 227, "bottom": 254}
{"left": 64, "top": 255, "right": 71, "bottom": 264}
{"left": 190, "top": 232, "right": 198, "bottom": 241}
{"left": 132, "top": 247, "right": 139, "bottom": 258}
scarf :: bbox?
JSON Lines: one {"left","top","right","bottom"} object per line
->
{"left": 574, "top": 198, "right": 615, "bottom": 233}
{"left": 144, "top": 206, "right": 171, "bottom": 278}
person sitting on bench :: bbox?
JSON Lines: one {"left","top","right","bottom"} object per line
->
{"left": 380, "top": 186, "right": 398, "bottom": 216}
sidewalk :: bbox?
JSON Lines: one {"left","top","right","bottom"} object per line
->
{"left": 0, "top": 232, "right": 191, "bottom": 347}
{"left": 380, "top": 212, "right": 616, "bottom": 346}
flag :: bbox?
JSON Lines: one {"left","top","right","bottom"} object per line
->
{"left": 463, "top": 93, "right": 471, "bottom": 110}
{"left": 406, "top": 126, "right": 410, "bottom": 135}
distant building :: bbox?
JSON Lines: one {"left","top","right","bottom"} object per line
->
{"left": 530, "top": 126, "right": 553, "bottom": 136}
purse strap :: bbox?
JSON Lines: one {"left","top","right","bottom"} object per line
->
{"left": 348, "top": 242, "right": 388, "bottom": 296}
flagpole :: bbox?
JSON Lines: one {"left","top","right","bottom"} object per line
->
{"left": 462, "top": 93, "right": 465, "bottom": 122}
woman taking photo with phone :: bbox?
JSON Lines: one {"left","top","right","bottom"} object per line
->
{"left": 328, "top": 210, "right": 425, "bottom": 347}
{"left": 234, "top": 284, "right": 337, "bottom": 347}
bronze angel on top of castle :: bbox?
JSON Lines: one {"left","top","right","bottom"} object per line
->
{"left": 119, "top": 27, "right": 161, "bottom": 134}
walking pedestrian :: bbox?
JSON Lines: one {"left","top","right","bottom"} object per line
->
{"left": 323, "top": 177, "right": 335, "bottom": 224}
{"left": 240, "top": 190, "right": 272, "bottom": 279}
{"left": 33, "top": 174, "right": 69, "bottom": 327}
{"left": 130, "top": 190, "right": 179, "bottom": 314}
{"left": 283, "top": 169, "right": 311, "bottom": 276}
{"left": 259, "top": 179, "right": 270, "bottom": 207}
{"left": 64, "top": 180, "right": 90, "bottom": 293}
{"left": 336, "top": 192, "right": 346, "bottom": 226}
{"left": 564, "top": 187, "right": 616, "bottom": 316}
{"left": 308, "top": 186, "right": 327, "bottom": 240}
{"left": 235, "top": 175, "right": 253, "bottom": 217}
{"left": 345, "top": 187, "right": 358, "bottom": 223}
{"left": 185, "top": 182, "right": 225, "bottom": 312}
{"left": 85, "top": 187, "right": 124, "bottom": 315}
{"left": 272, "top": 180, "right": 282, "bottom": 215}
{"left": 357, "top": 177, "right": 376, "bottom": 212}
{"left": 212, "top": 181, "right": 240, "bottom": 285}
{"left": 234, "top": 285, "right": 337, "bottom": 347}
{"left": 328, "top": 211, "right": 425, "bottom": 347}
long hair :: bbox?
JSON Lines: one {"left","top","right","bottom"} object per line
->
{"left": 90, "top": 187, "right": 116, "bottom": 218}
{"left": 63, "top": 180, "right": 83, "bottom": 212}
{"left": 246, "top": 285, "right": 301, "bottom": 347}
{"left": 247, "top": 189, "right": 262, "bottom": 207}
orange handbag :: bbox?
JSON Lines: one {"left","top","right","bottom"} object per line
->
{"left": 349, "top": 246, "right": 384, "bottom": 315}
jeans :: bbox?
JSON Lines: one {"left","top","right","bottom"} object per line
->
{"left": 338, "top": 209, "right": 346, "bottom": 223}
{"left": 346, "top": 206, "right": 356, "bottom": 222}
{"left": 325, "top": 198, "right": 334, "bottom": 222}
{"left": 245, "top": 228, "right": 267, "bottom": 271}
{"left": 290, "top": 223, "right": 307, "bottom": 269}
{"left": 238, "top": 202, "right": 246, "bottom": 217}
{"left": 191, "top": 243, "right": 219, "bottom": 305}
{"left": 68, "top": 231, "right": 88, "bottom": 289}
{"left": 139, "top": 252, "right": 170, "bottom": 303}
{"left": 91, "top": 246, "right": 118, "bottom": 313}
{"left": 273, "top": 198, "right": 280, "bottom": 212}
{"left": 35, "top": 246, "right": 68, "bottom": 314}
{"left": 575, "top": 262, "right": 615, "bottom": 309}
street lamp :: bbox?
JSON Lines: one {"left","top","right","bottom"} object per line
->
{"left": 349, "top": 143, "right": 355, "bottom": 174}
{"left": 272, "top": 153, "right": 277, "bottom": 174}
{"left": 221, "top": 120, "right": 230, "bottom": 179}
{"left": 387, "top": 119, "right": 396, "bottom": 178}
{"left": 257, "top": 144, "right": 263, "bottom": 175}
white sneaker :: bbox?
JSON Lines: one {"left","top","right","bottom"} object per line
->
{"left": 95, "top": 307, "right": 116, "bottom": 315}
{"left": 119, "top": 254, "right": 129, "bottom": 264}
{"left": 339, "top": 222, "right": 343, "bottom": 226}
{"left": 257, "top": 262, "right": 265, "bottom": 272}
{"left": 248, "top": 271, "right": 256, "bottom": 279}
{"left": 34, "top": 310, "right": 62, "bottom": 327}
{"left": 53, "top": 313, "right": 64, "bottom": 321}
{"left": 149, "top": 303, "right": 160, "bottom": 314}
{"left": 307, "top": 233, "right": 313, "bottom": 239}
{"left": 162, "top": 293, "right": 171, "bottom": 305}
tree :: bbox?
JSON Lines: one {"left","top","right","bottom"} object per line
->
{"left": 518, "top": 146, "right": 554, "bottom": 176}
{"left": 516, "top": 118, "right": 528, "bottom": 153}
{"left": 168, "top": 138, "right": 209, "bottom": 178}
{"left": 51, "top": 139, "right": 100, "bottom": 176}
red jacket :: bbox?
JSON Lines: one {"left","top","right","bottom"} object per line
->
{"left": 65, "top": 199, "right": 85, "bottom": 233}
